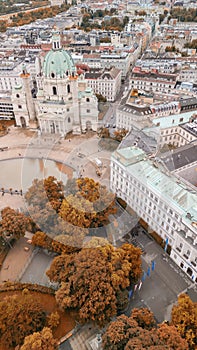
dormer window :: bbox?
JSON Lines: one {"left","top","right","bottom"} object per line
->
{"left": 51, "top": 73, "right": 55, "bottom": 78}
{"left": 16, "top": 94, "right": 20, "bottom": 98}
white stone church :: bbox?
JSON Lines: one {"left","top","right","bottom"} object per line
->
{"left": 12, "top": 30, "right": 98, "bottom": 136}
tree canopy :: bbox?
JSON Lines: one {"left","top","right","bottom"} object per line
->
{"left": 171, "top": 293, "right": 197, "bottom": 349}
{"left": 47, "top": 243, "right": 142, "bottom": 326}
{"left": 0, "top": 206, "right": 30, "bottom": 241}
{"left": 0, "top": 292, "right": 46, "bottom": 348}
{"left": 25, "top": 176, "right": 117, "bottom": 245}
{"left": 20, "top": 327, "right": 58, "bottom": 350}
{"left": 102, "top": 309, "right": 189, "bottom": 350}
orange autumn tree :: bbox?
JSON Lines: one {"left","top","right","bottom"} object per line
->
{"left": 0, "top": 207, "right": 30, "bottom": 240}
{"left": 20, "top": 327, "right": 58, "bottom": 350}
{"left": 0, "top": 293, "right": 46, "bottom": 348}
{"left": 76, "top": 177, "right": 117, "bottom": 227}
{"left": 25, "top": 176, "right": 116, "bottom": 232}
{"left": 131, "top": 308, "right": 157, "bottom": 330}
{"left": 102, "top": 310, "right": 189, "bottom": 350}
{"left": 43, "top": 176, "right": 64, "bottom": 211}
{"left": 171, "top": 293, "right": 197, "bottom": 349}
{"left": 59, "top": 194, "right": 96, "bottom": 228}
{"left": 25, "top": 177, "right": 64, "bottom": 211}
{"left": 46, "top": 243, "right": 142, "bottom": 326}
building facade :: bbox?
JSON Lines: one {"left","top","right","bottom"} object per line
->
{"left": 84, "top": 67, "right": 121, "bottom": 102}
{"left": 110, "top": 146, "right": 197, "bottom": 282}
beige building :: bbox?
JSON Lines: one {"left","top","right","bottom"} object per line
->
{"left": 84, "top": 67, "right": 121, "bottom": 102}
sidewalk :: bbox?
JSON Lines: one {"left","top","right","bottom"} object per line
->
{"left": 0, "top": 235, "right": 34, "bottom": 283}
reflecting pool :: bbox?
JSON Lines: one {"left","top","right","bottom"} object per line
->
{"left": 0, "top": 157, "right": 75, "bottom": 192}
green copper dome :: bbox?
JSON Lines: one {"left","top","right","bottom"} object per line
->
{"left": 43, "top": 49, "right": 76, "bottom": 78}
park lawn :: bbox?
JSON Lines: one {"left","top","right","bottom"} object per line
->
{"left": 0, "top": 290, "right": 76, "bottom": 350}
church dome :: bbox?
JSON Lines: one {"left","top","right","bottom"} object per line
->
{"left": 43, "top": 49, "right": 76, "bottom": 79}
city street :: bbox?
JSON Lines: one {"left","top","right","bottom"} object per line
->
{"left": 121, "top": 226, "right": 197, "bottom": 322}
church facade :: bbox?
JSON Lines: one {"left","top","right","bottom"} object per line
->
{"left": 12, "top": 31, "right": 99, "bottom": 136}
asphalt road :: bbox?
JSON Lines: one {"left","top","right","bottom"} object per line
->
{"left": 121, "top": 227, "right": 197, "bottom": 322}
{"left": 20, "top": 250, "right": 54, "bottom": 286}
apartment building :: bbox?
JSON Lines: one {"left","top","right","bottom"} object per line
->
{"left": 178, "top": 67, "right": 197, "bottom": 83}
{"left": 83, "top": 51, "right": 133, "bottom": 80}
{"left": 158, "top": 118, "right": 197, "bottom": 148}
{"left": 110, "top": 146, "right": 197, "bottom": 282}
{"left": 0, "top": 94, "right": 14, "bottom": 120}
{"left": 116, "top": 89, "right": 181, "bottom": 131}
{"left": 130, "top": 74, "right": 177, "bottom": 94}
{"left": 84, "top": 67, "right": 121, "bottom": 102}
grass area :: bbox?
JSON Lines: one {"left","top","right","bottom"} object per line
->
{"left": 98, "top": 102, "right": 109, "bottom": 120}
{"left": 0, "top": 289, "right": 76, "bottom": 350}
{"left": 98, "top": 138, "right": 119, "bottom": 152}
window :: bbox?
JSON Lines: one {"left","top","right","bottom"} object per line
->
{"left": 16, "top": 94, "right": 20, "bottom": 98}
{"left": 52, "top": 86, "right": 57, "bottom": 95}
{"left": 180, "top": 262, "right": 184, "bottom": 269}
{"left": 179, "top": 117, "right": 183, "bottom": 122}
{"left": 67, "top": 84, "right": 70, "bottom": 93}
{"left": 18, "top": 105, "right": 22, "bottom": 109}
{"left": 87, "top": 109, "right": 90, "bottom": 113}
{"left": 51, "top": 73, "right": 55, "bottom": 78}
{"left": 68, "top": 117, "right": 71, "bottom": 123}
{"left": 86, "top": 98, "right": 90, "bottom": 102}
{"left": 187, "top": 267, "right": 192, "bottom": 276}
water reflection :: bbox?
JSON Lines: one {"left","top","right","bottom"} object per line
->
{"left": 0, "top": 158, "right": 74, "bottom": 192}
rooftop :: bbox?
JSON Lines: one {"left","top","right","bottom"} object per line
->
{"left": 159, "top": 142, "right": 197, "bottom": 171}
{"left": 152, "top": 110, "right": 197, "bottom": 129}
